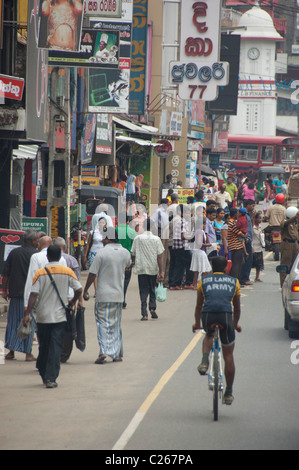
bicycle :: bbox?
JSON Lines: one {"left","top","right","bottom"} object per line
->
{"left": 207, "top": 324, "right": 224, "bottom": 422}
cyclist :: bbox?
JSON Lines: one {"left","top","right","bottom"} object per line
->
{"left": 192, "top": 256, "right": 242, "bottom": 405}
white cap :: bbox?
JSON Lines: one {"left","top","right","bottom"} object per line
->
{"left": 100, "top": 33, "right": 109, "bottom": 44}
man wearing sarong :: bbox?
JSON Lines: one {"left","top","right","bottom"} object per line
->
{"left": 2, "top": 230, "right": 38, "bottom": 361}
{"left": 83, "top": 228, "right": 131, "bottom": 364}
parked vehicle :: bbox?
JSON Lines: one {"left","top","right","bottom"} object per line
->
{"left": 277, "top": 256, "right": 299, "bottom": 338}
{"left": 78, "top": 185, "right": 122, "bottom": 227}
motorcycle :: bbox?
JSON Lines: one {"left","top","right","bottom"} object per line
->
{"left": 265, "top": 226, "right": 281, "bottom": 261}
{"left": 70, "top": 221, "right": 88, "bottom": 270}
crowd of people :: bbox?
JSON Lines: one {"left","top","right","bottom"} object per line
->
{"left": 2, "top": 168, "right": 298, "bottom": 398}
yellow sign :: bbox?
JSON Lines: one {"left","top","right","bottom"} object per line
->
{"left": 72, "top": 177, "right": 100, "bottom": 189}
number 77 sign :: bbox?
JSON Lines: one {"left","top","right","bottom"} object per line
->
{"left": 170, "top": 0, "right": 229, "bottom": 101}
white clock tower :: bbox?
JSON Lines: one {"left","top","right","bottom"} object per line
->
{"left": 229, "top": 4, "right": 283, "bottom": 136}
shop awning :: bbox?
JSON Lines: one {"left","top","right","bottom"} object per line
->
{"left": 113, "top": 116, "right": 159, "bottom": 135}
{"left": 116, "top": 135, "right": 160, "bottom": 147}
{"left": 12, "top": 144, "right": 39, "bottom": 160}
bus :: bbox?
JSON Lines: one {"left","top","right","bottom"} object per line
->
{"left": 221, "top": 135, "right": 299, "bottom": 172}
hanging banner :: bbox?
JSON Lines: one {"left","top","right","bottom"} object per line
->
{"left": 129, "top": 0, "right": 148, "bottom": 115}
{"left": 95, "top": 113, "right": 113, "bottom": 154}
{"left": 87, "top": 0, "right": 133, "bottom": 114}
{"left": 81, "top": 114, "right": 97, "bottom": 164}
{"left": 37, "top": 0, "right": 84, "bottom": 52}
{"left": 170, "top": 0, "right": 229, "bottom": 101}
{"left": 48, "top": 28, "right": 121, "bottom": 67}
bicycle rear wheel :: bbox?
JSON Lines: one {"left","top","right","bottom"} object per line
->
{"left": 213, "top": 350, "right": 219, "bottom": 421}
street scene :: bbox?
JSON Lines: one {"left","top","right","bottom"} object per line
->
{"left": 1, "top": 251, "right": 299, "bottom": 451}
{"left": 1, "top": 0, "right": 299, "bottom": 454}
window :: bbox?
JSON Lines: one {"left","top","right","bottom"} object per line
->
{"left": 261, "top": 146, "right": 273, "bottom": 162}
{"left": 226, "top": 144, "right": 237, "bottom": 160}
{"left": 281, "top": 147, "right": 295, "bottom": 162}
{"left": 239, "top": 144, "right": 258, "bottom": 161}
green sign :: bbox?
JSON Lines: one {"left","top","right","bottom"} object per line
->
{"left": 22, "top": 217, "right": 48, "bottom": 234}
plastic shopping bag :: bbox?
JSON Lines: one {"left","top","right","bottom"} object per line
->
{"left": 155, "top": 283, "right": 167, "bottom": 302}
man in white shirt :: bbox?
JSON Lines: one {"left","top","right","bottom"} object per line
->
{"left": 24, "top": 245, "right": 82, "bottom": 388}
{"left": 83, "top": 228, "right": 131, "bottom": 364}
{"left": 131, "top": 219, "right": 164, "bottom": 321}
{"left": 214, "top": 184, "right": 232, "bottom": 209}
{"left": 151, "top": 199, "right": 170, "bottom": 286}
{"left": 24, "top": 236, "right": 66, "bottom": 310}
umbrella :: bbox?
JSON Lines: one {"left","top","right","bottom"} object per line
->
{"left": 199, "top": 164, "right": 216, "bottom": 176}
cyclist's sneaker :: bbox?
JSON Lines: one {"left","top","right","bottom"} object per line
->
{"left": 197, "top": 362, "right": 209, "bottom": 375}
{"left": 224, "top": 392, "right": 234, "bottom": 405}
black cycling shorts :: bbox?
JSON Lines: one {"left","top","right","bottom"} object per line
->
{"left": 201, "top": 312, "right": 235, "bottom": 346}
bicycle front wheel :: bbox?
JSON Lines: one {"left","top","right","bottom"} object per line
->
{"left": 213, "top": 351, "right": 219, "bottom": 421}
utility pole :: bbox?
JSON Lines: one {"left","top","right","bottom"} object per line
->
{"left": 47, "top": 67, "right": 71, "bottom": 251}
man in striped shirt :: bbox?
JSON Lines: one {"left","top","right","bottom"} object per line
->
{"left": 227, "top": 208, "right": 246, "bottom": 280}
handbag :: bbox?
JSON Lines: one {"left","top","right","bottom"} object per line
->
{"left": 17, "top": 317, "right": 33, "bottom": 339}
{"left": 45, "top": 267, "right": 77, "bottom": 340}
{"left": 75, "top": 306, "right": 86, "bottom": 352}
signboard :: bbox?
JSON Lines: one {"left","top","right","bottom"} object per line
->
{"left": 49, "top": 28, "right": 120, "bottom": 68}
{"left": 129, "top": 0, "right": 148, "bottom": 115}
{"left": 50, "top": 207, "right": 65, "bottom": 239}
{"left": 170, "top": 0, "right": 229, "bottom": 101}
{"left": 26, "top": 0, "right": 49, "bottom": 142}
{"left": 0, "top": 74, "right": 24, "bottom": 101}
{"left": 81, "top": 114, "right": 97, "bottom": 164}
{"left": 22, "top": 217, "right": 48, "bottom": 234}
{"left": 87, "top": 0, "right": 133, "bottom": 114}
{"left": 0, "top": 229, "right": 24, "bottom": 292}
{"left": 84, "top": 0, "right": 122, "bottom": 17}
{"left": 162, "top": 188, "right": 195, "bottom": 204}
{"left": 160, "top": 110, "right": 183, "bottom": 137}
{"left": 95, "top": 113, "right": 113, "bottom": 154}
{"left": 154, "top": 140, "right": 173, "bottom": 159}
{"left": 38, "top": 0, "right": 84, "bottom": 51}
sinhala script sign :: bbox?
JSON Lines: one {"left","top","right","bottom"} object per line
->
{"left": 170, "top": 0, "right": 229, "bottom": 101}
{"left": 84, "top": 0, "right": 122, "bottom": 17}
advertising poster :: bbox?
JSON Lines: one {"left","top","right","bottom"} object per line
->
{"left": 0, "top": 229, "right": 24, "bottom": 292}
{"left": 129, "top": 0, "right": 148, "bottom": 115}
{"left": 88, "top": 0, "right": 133, "bottom": 114}
{"left": 26, "top": 0, "right": 49, "bottom": 142}
{"left": 38, "top": 0, "right": 84, "bottom": 52}
{"left": 48, "top": 28, "right": 120, "bottom": 67}
{"left": 96, "top": 114, "right": 113, "bottom": 154}
{"left": 81, "top": 114, "right": 97, "bottom": 164}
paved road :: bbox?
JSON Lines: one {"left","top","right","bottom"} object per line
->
{"left": 1, "top": 253, "right": 299, "bottom": 451}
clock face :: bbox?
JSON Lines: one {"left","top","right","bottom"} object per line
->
{"left": 248, "top": 47, "right": 260, "bottom": 60}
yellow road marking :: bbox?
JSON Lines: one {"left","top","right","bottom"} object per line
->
{"left": 113, "top": 330, "right": 204, "bottom": 450}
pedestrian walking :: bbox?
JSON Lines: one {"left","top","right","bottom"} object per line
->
{"left": 240, "top": 199, "right": 255, "bottom": 286}
{"left": 24, "top": 245, "right": 82, "bottom": 388}
{"left": 169, "top": 205, "right": 194, "bottom": 290}
{"left": 227, "top": 208, "right": 246, "bottom": 280}
{"left": 2, "top": 230, "right": 38, "bottom": 361}
{"left": 151, "top": 199, "right": 171, "bottom": 287}
{"left": 24, "top": 236, "right": 67, "bottom": 311}
{"left": 53, "top": 236, "right": 83, "bottom": 363}
{"left": 115, "top": 212, "right": 136, "bottom": 308}
{"left": 252, "top": 212, "right": 265, "bottom": 282}
{"left": 131, "top": 218, "right": 165, "bottom": 319}
{"left": 83, "top": 228, "right": 131, "bottom": 363}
